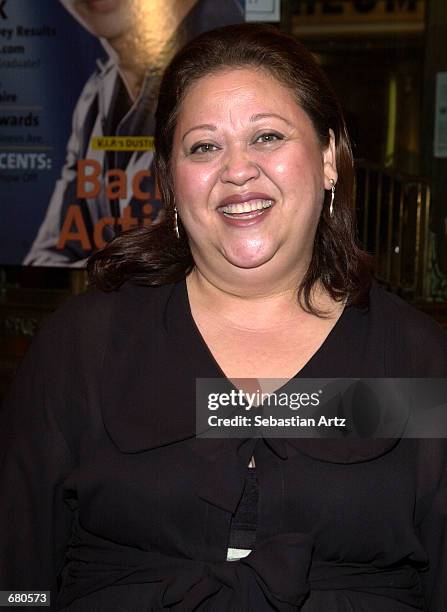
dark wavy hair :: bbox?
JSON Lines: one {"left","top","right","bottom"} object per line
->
{"left": 87, "top": 23, "right": 372, "bottom": 313}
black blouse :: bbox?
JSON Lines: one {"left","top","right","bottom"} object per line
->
{"left": 1, "top": 279, "right": 447, "bottom": 611}
{"left": 227, "top": 467, "right": 258, "bottom": 557}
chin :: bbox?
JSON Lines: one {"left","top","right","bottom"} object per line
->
{"left": 223, "top": 248, "right": 276, "bottom": 270}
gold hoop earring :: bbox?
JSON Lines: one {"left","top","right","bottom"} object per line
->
{"left": 329, "top": 179, "right": 335, "bottom": 217}
{"left": 174, "top": 206, "right": 180, "bottom": 239}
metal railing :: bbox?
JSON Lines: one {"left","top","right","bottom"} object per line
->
{"left": 355, "top": 161, "right": 431, "bottom": 299}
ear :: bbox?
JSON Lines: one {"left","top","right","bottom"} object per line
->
{"left": 323, "top": 129, "right": 338, "bottom": 190}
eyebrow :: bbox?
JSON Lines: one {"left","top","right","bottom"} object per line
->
{"left": 182, "top": 124, "right": 216, "bottom": 142}
{"left": 181, "top": 113, "right": 294, "bottom": 142}
{"left": 249, "top": 113, "right": 294, "bottom": 127}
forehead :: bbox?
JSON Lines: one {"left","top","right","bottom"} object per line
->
{"left": 177, "top": 67, "right": 306, "bottom": 126}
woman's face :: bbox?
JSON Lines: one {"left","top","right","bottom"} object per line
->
{"left": 172, "top": 68, "right": 337, "bottom": 286}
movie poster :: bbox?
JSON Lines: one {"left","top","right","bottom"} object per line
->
{"left": 0, "top": 0, "right": 245, "bottom": 268}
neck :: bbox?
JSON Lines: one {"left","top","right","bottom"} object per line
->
{"left": 186, "top": 267, "right": 335, "bottom": 332}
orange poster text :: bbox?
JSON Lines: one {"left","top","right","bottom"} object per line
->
{"left": 76, "top": 159, "right": 161, "bottom": 201}
{"left": 57, "top": 203, "right": 154, "bottom": 251}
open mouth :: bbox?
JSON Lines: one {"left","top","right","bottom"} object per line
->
{"left": 218, "top": 199, "right": 274, "bottom": 220}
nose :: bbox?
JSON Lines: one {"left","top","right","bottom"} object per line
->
{"left": 220, "top": 144, "right": 260, "bottom": 186}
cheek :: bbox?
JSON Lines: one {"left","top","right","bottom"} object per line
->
{"left": 270, "top": 151, "right": 325, "bottom": 222}
{"left": 173, "top": 163, "right": 217, "bottom": 209}
{"left": 264, "top": 146, "right": 321, "bottom": 184}
{"left": 267, "top": 155, "right": 314, "bottom": 203}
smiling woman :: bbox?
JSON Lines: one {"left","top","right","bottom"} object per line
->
{"left": 172, "top": 68, "right": 337, "bottom": 279}
{"left": 89, "top": 22, "right": 371, "bottom": 314}
{"left": 1, "top": 22, "right": 447, "bottom": 612}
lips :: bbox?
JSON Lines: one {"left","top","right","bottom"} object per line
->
{"left": 218, "top": 192, "right": 274, "bottom": 215}
{"left": 217, "top": 193, "right": 275, "bottom": 225}
{"left": 218, "top": 192, "right": 275, "bottom": 207}
{"left": 220, "top": 199, "right": 273, "bottom": 215}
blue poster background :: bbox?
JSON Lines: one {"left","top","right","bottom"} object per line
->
{"left": 0, "top": 0, "right": 245, "bottom": 266}
{"left": 0, "top": 0, "right": 104, "bottom": 264}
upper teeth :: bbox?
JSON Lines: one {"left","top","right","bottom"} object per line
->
{"left": 220, "top": 199, "right": 273, "bottom": 214}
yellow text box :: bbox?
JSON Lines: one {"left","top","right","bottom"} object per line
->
{"left": 91, "top": 136, "right": 154, "bottom": 152}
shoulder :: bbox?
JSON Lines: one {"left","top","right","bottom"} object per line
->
{"left": 370, "top": 282, "right": 447, "bottom": 345}
{"left": 5, "top": 281, "right": 178, "bottom": 454}
{"left": 369, "top": 282, "right": 447, "bottom": 375}
{"left": 14, "top": 281, "right": 177, "bottom": 413}
{"left": 37, "top": 284, "right": 114, "bottom": 342}
{"left": 37, "top": 281, "right": 175, "bottom": 347}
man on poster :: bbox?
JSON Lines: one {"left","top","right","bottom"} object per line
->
{"left": 23, "top": 0, "right": 244, "bottom": 267}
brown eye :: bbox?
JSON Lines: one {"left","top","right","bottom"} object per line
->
{"left": 255, "top": 133, "right": 283, "bottom": 144}
{"left": 190, "top": 143, "right": 218, "bottom": 155}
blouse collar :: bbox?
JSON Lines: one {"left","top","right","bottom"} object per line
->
{"left": 100, "top": 279, "right": 408, "bottom": 467}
